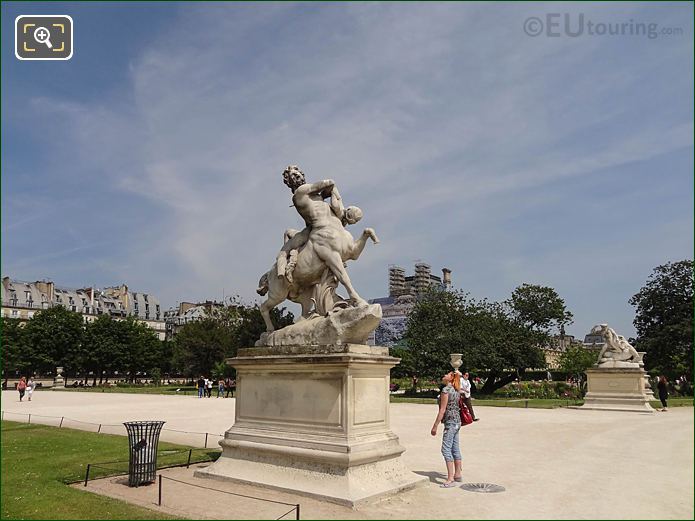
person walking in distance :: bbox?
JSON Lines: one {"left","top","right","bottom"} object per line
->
{"left": 431, "top": 372, "right": 463, "bottom": 488}
{"left": 657, "top": 375, "right": 669, "bottom": 411}
{"left": 217, "top": 378, "right": 225, "bottom": 398}
{"left": 206, "top": 377, "right": 213, "bottom": 398}
{"left": 197, "top": 376, "right": 205, "bottom": 398}
{"left": 27, "top": 377, "right": 36, "bottom": 402}
{"left": 460, "top": 372, "right": 478, "bottom": 421}
{"left": 17, "top": 377, "right": 27, "bottom": 402}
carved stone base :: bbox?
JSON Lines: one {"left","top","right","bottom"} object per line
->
{"left": 255, "top": 303, "right": 382, "bottom": 347}
{"left": 597, "top": 360, "right": 641, "bottom": 369}
{"left": 195, "top": 344, "right": 427, "bottom": 506}
{"left": 581, "top": 368, "right": 655, "bottom": 413}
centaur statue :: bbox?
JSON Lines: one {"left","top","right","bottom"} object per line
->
{"left": 256, "top": 165, "right": 379, "bottom": 340}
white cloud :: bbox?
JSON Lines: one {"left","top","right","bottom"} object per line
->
{"left": 4, "top": 3, "right": 692, "bottom": 338}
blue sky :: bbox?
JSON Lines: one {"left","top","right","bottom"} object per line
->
{"left": 2, "top": 2, "right": 693, "bottom": 339}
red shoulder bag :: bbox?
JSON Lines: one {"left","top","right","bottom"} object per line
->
{"left": 458, "top": 395, "right": 473, "bottom": 425}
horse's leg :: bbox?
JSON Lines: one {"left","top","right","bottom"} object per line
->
{"left": 348, "top": 228, "right": 380, "bottom": 260}
{"left": 260, "top": 275, "right": 289, "bottom": 332}
{"left": 316, "top": 247, "right": 366, "bottom": 306}
{"left": 299, "top": 294, "right": 314, "bottom": 319}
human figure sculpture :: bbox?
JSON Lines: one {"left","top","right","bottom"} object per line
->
{"left": 256, "top": 165, "right": 379, "bottom": 335}
{"left": 592, "top": 324, "right": 642, "bottom": 367}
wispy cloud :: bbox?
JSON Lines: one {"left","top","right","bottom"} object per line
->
{"left": 3, "top": 2, "right": 692, "bottom": 337}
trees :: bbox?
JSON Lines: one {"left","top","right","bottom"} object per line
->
{"left": 508, "top": 284, "right": 573, "bottom": 339}
{"left": 120, "top": 317, "right": 162, "bottom": 383}
{"left": 558, "top": 344, "right": 596, "bottom": 387}
{"left": 389, "top": 346, "right": 415, "bottom": 379}
{"left": 1, "top": 317, "right": 29, "bottom": 385}
{"left": 629, "top": 260, "right": 694, "bottom": 379}
{"left": 23, "top": 307, "right": 84, "bottom": 376}
{"left": 405, "top": 289, "right": 547, "bottom": 394}
{"left": 174, "top": 318, "right": 234, "bottom": 377}
{"left": 83, "top": 315, "right": 126, "bottom": 385}
{"left": 173, "top": 302, "right": 295, "bottom": 378}
{"left": 226, "top": 302, "right": 294, "bottom": 350}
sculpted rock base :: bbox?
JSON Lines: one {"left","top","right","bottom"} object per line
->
{"left": 580, "top": 368, "right": 655, "bottom": 413}
{"left": 597, "top": 360, "right": 641, "bottom": 369}
{"left": 195, "top": 344, "right": 427, "bottom": 506}
{"left": 256, "top": 303, "right": 382, "bottom": 347}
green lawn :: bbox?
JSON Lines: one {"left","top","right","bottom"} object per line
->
{"left": 1, "top": 421, "right": 218, "bottom": 519}
{"left": 52, "top": 385, "right": 200, "bottom": 396}
{"left": 649, "top": 397, "right": 693, "bottom": 408}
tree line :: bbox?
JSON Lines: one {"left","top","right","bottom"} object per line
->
{"left": 393, "top": 260, "right": 693, "bottom": 393}
{"left": 2, "top": 260, "right": 690, "bottom": 390}
{"left": 1, "top": 301, "right": 294, "bottom": 386}
{"left": 395, "top": 283, "right": 573, "bottom": 394}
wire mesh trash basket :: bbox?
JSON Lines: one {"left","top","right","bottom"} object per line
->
{"left": 123, "top": 421, "right": 165, "bottom": 487}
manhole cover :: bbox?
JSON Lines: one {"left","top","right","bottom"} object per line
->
{"left": 460, "top": 483, "right": 506, "bottom": 493}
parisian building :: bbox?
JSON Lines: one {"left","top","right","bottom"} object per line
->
{"left": 163, "top": 300, "right": 224, "bottom": 341}
{"left": 1, "top": 277, "right": 166, "bottom": 340}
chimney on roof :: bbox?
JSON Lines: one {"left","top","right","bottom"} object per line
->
{"left": 442, "top": 268, "right": 452, "bottom": 289}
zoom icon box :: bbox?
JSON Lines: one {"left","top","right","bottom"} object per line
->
{"left": 16, "top": 15, "right": 73, "bottom": 60}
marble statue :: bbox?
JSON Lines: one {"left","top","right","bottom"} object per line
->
{"left": 255, "top": 165, "right": 381, "bottom": 346}
{"left": 198, "top": 166, "right": 427, "bottom": 504}
{"left": 592, "top": 324, "right": 642, "bottom": 368}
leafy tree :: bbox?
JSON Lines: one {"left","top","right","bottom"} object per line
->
{"left": 23, "top": 307, "right": 84, "bottom": 375}
{"left": 212, "top": 360, "right": 234, "bottom": 379}
{"left": 83, "top": 315, "right": 127, "bottom": 385}
{"left": 173, "top": 318, "right": 234, "bottom": 377}
{"left": 558, "top": 344, "right": 597, "bottom": 388}
{"left": 1, "top": 317, "right": 29, "bottom": 384}
{"left": 229, "top": 302, "right": 294, "bottom": 349}
{"left": 120, "top": 317, "right": 162, "bottom": 382}
{"left": 508, "top": 284, "right": 573, "bottom": 336}
{"left": 172, "top": 300, "right": 294, "bottom": 378}
{"left": 159, "top": 339, "right": 176, "bottom": 377}
{"left": 389, "top": 346, "right": 415, "bottom": 379}
{"left": 629, "top": 260, "right": 694, "bottom": 380}
{"left": 405, "top": 289, "right": 546, "bottom": 394}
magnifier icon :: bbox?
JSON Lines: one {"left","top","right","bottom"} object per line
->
{"left": 33, "top": 26, "right": 53, "bottom": 49}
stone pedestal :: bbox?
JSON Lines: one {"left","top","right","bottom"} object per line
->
{"left": 52, "top": 367, "right": 65, "bottom": 389}
{"left": 581, "top": 368, "right": 655, "bottom": 413}
{"left": 195, "top": 344, "right": 427, "bottom": 506}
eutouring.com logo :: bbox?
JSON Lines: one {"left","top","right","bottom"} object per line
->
{"left": 523, "top": 13, "right": 684, "bottom": 40}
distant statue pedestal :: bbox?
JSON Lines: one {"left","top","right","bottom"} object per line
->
{"left": 52, "top": 367, "right": 65, "bottom": 389}
{"left": 581, "top": 367, "right": 655, "bottom": 413}
{"left": 195, "top": 344, "right": 427, "bottom": 506}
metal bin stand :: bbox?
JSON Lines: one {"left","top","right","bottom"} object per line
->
{"left": 123, "top": 420, "right": 165, "bottom": 487}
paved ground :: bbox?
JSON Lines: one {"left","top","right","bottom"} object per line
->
{"left": 3, "top": 390, "right": 693, "bottom": 519}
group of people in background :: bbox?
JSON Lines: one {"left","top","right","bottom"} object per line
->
{"left": 196, "top": 376, "right": 235, "bottom": 398}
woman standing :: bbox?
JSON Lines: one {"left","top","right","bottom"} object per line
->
{"left": 17, "top": 377, "right": 27, "bottom": 402}
{"left": 657, "top": 375, "right": 669, "bottom": 411}
{"left": 431, "top": 371, "right": 462, "bottom": 488}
